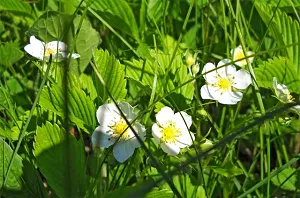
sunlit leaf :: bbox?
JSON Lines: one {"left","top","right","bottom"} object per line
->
{"left": 90, "top": 0, "right": 139, "bottom": 40}
{"left": 0, "top": 139, "right": 23, "bottom": 192}
{"left": 125, "top": 50, "right": 194, "bottom": 108}
{"left": 271, "top": 167, "right": 299, "bottom": 192}
{"left": 0, "top": 0, "right": 32, "bottom": 16}
{"left": 255, "top": 57, "right": 300, "bottom": 94}
{"left": 33, "top": 122, "right": 87, "bottom": 197}
{"left": 0, "top": 41, "right": 23, "bottom": 67}
{"left": 255, "top": 3, "right": 300, "bottom": 74}
{"left": 39, "top": 83, "right": 96, "bottom": 133}
{"left": 93, "top": 48, "right": 127, "bottom": 102}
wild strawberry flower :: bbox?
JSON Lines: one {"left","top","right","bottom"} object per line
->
{"left": 92, "top": 102, "right": 146, "bottom": 163}
{"left": 201, "top": 59, "right": 252, "bottom": 105}
{"left": 273, "top": 77, "right": 300, "bottom": 113}
{"left": 24, "top": 36, "right": 80, "bottom": 62}
{"left": 231, "top": 45, "right": 254, "bottom": 67}
{"left": 152, "top": 107, "right": 195, "bottom": 156}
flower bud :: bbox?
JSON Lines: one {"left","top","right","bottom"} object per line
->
{"left": 192, "top": 63, "right": 200, "bottom": 75}
{"left": 200, "top": 139, "right": 214, "bottom": 152}
{"left": 186, "top": 55, "right": 196, "bottom": 67}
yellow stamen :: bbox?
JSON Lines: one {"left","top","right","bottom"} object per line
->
{"left": 217, "top": 78, "right": 231, "bottom": 90}
{"left": 45, "top": 48, "right": 56, "bottom": 56}
{"left": 234, "top": 51, "right": 247, "bottom": 65}
{"left": 161, "top": 122, "right": 180, "bottom": 143}
{"left": 111, "top": 120, "right": 129, "bottom": 140}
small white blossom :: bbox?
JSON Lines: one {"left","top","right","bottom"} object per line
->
{"left": 24, "top": 36, "right": 80, "bottom": 62}
{"left": 273, "top": 77, "right": 300, "bottom": 113}
{"left": 152, "top": 107, "right": 195, "bottom": 156}
{"left": 200, "top": 59, "right": 252, "bottom": 105}
{"left": 231, "top": 45, "right": 254, "bottom": 67}
{"left": 92, "top": 102, "right": 146, "bottom": 163}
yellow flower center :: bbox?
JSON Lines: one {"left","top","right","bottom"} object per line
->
{"left": 234, "top": 51, "right": 247, "bottom": 65}
{"left": 288, "top": 93, "right": 295, "bottom": 102}
{"left": 110, "top": 119, "right": 130, "bottom": 140}
{"left": 45, "top": 48, "right": 56, "bottom": 56}
{"left": 217, "top": 78, "right": 231, "bottom": 91}
{"left": 161, "top": 122, "right": 181, "bottom": 143}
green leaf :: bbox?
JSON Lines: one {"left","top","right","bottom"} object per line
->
{"left": 78, "top": 74, "right": 98, "bottom": 101}
{"left": 125, "top": 50, "right": 194, "bottom": 108}
{"left": 103, "top": 180, "right": 172, "bottom": 198}
{"left": 145, "top": 189, "right": 174, "bottom": 198}
{"left": 0, "top": 139, "right": 23, "bottom": 192}
{"left": 33, "top": 122, "right": 87, "bottom": 197}
{"left": 0, "top": 41, "right": 23, "bottom": 67}
{"left": 147, "top": 0, "right": 166, "bottom": 24}
{"left": 27, "top": 11, "right": 101, "bottom": 74}
{"left": 271, "top": 167, "right": 299, "bottom": 192}
{"left": 183, "top": 25, "right": 200, "bottom": 49}
{"left": 0, "top": 0, "right": 32, "bottom": 16}
{"left": 211, "top": 150, "right": 243, "bottom": 178}
{"left": 93, "top": 48, "right": 127, "bottom": 102}
{"left": 6, "top": 77, "right": 23, "bottom": 95}
{"left": 90, "top": 0, "right": 139, "bottom": 40}
{"left": 159, "top": 174, "right": 207, "bottom": 198}
{"left": 254, "top": 57, "right": 300, "bottom": 93}
{"left": 255, "top": 3, "right": 300, "bottom": 74}
{"left": 39, "top": 83, "right": 96, "bottom": 133}
{"left": 255, "top": 0, "right": 300, "bottom": 8}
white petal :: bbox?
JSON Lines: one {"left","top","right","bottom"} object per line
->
{"left": 134, "top": 122, "right": 146, "bottom": 141}
{"left": 176, "top": 131, "right": 194, "bottom": 148}
{"left": 152, "top": 123, "right": 162, "bottom": 144}
{"left": 47, "top": 41, "right": 67, "bottom": 52}
{"left": 291, "top": 105, "right": 300, "bottom": 114}
{"left": 217, "top": 91, "right": 243, "bottom": 105}
{"left": 113, "top": 141, "right": 135, "bottom": 163}
{"left": 161, "top": 142, "right": 180, "bottom": 156}
{"left": 92, "top": 126, "right": 115, "bottom": 148}
{"left": 71, "top": 53, "right": 80, "bottom": 59}
{"left": 233, "top": 69, "right": 252, "bottom": 90}
{"left": 174, "top": 111, "right": 192, "bottom": 129}
{"left": 30, "top": 36, "right": 45, "bottom": 46}
{"left": 127, "top": 122, "right": 146, "bottom": 148}
{"left": 119, "top": 102, "right": 137, "bottom": 121}
{"left": 246, "top": 51, "right": 254, "bottom": 63}
{"left": 156, "top": 106, "right": 174, "bottom": 127}
{"left": 24, "top": 36, "right": 45, "bottom": 60}
{"left": 96, "top": 104, "right": 120, "bottom": 126}
{"left": 202, "top": 62, "right": 217, "bottom": 84}
{"left": 273, "top": 77, "right": 278, "bottom": 91}
{"left": 207, "top": 85, "right": 222, "bottom": 101}
{"left": 200, "top": 85, "right": 215, "bottom": 100}
{"left": 217, "top": 59, "right": 236, "bottom": 78}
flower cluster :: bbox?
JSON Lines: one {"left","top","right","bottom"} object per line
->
{"left": 24, "top": 36, "right": 80, "bottom": 62}
{"left": 92, "top": 103, "right": 195, "bottom": 162}
{"left": 200, "top": 46, "right": 253, "bottom": 105}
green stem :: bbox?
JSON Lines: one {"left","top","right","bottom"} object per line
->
{"left": 1, "top": 62, "right": 51, "bottom": 191}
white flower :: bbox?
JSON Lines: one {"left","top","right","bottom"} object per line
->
{"left": 92, "top": 102, "right": 146, "bottom": 163}
{"left": 273, "top": 77, "right": 300, "bottom": 113}
{"left": 152, "top": 107, "right": 195, "bottom": 156}
{"left": 200, "top": 59, "right": 252, "bottom": 105}
{"left": 231, "top": 45, "right": 254, "bottom": 67}
{"left": 24, "top": 36, "right": 80, "bottom": 62}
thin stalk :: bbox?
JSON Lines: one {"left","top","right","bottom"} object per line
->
{"left": 1, "top": 62, "right": 51, "bottom": 191}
